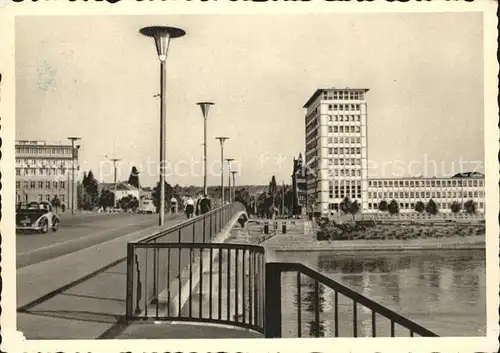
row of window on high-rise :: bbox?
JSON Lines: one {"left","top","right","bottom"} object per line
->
{"left": 16, "top": 146, "right": 73, "bottom": 155}
{"left": 369, "top": 190, "right": 483, "bottom": 200}
{"left": 330, "top": 147, "right": 362, "bottom": 155}
{"left": 327, "top": 158, "right": 362, "bottom": 166}
{"left": 368, "top": 179, "right": 483, "bottom": 188}
{"left": 328, "top": 115, "right": 361, "bottom": 122}
{"left": 328, "top": 136, "right": 361, "bottom": 144}
{"left": 16, "top": 168, "right": 68, "bottom": 177}
{"left": 16, "top": 181, "right": 66, "bottom": 189}
{"left": 329, "top": 183, "right": 362, "bottom": 199}
{"left": 328, "top": 126, "right": 361, "bottom": 134}
{"left": 330, "top": 192, "right": 362, "bottom": 200}
{"left": 322, "top": 91, "right": 365, "bottom": 101}
{"left": 331, "top": 169, "right": 361, "bottom": 177}
{"left": 328, "top": 147, "right": 362, "bottom": 155}
{"left": 327, "top": 104, "right": 361, "bottom": 111}
{"left": 367, "top": 201, "right": 484, "bottom": 211}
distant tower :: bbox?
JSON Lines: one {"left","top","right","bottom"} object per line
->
{"left": 303, "top": 88, "right": 369, "bottom": 216}
{"left": 291, "top": 153, "right": 307, "bottom": 215}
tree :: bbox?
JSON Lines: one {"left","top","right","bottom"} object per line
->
{"left": 414, "top": 201, "right": 425, "bottom": 213}
{"left": 339, "top": 197, "right": 360, "bottom": 220}
{"left": 128, "top": 166, "right": 140, "bottom": 188}
{"left": 450, "top": 201, "right": 462, "bottom": 214}
{"left": 269, "top": 176, "right": 277, "bottom": 207}
{"left": 81, "top": 193, "right": 93, "bottom": 210}
{"left": 152, "top": 181, "right": 174, "bottom": 213}
{"left": 117, "top": 194, "right": 139, "bottom": 211}
{"left": 256, "top": 191, "right": 273, "bottom": 219}
{"left": 83, "top": 170, "right": 99, "bottom": 207}
{"left": 425, "top": 199, "right": 438, "bottom": 215}
{"left": 349, "top": 200, "right": 360, "bottom": 220}
{"left": 99, "top": 189, "right": 115, "bottom": 208}
{"left": 388, "top": 199, "right": 400, "bottom": 215}
{"left": 284, "top": 189, "right": 294, "bottom": 217}
{"left": 464, "top": 199, "right": 476, "bottom": 214}
{"left": 340, "top": 197, "right": 352, "bottom": 214}
{"left": 378, "top": 200, "right": 388, "bottom": 212}
{"left": 234, "top": 188, "right": 253, "bottom": 215}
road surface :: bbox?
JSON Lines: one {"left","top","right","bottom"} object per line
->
{"left": 16, "top": 212, "right": 185, "bottom": 269}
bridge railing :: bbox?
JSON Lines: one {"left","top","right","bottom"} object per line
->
{"left": 125, "top": 203, "right": 249, "bottom": 320}
{"left": 127, "top": 242, "right": 266, "bottom": 333}
{"left": 265, "top": 262, "right": 439, "bottom": 338}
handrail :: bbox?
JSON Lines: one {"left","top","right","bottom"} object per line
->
{"left": 132, "top": 242, "right": 265, "bottom": 251}
{"left": 265, "top": 262, "right": 439, "bottom": 338}
{"left": 134, "top": 203, "right": 241, "bottom": 244}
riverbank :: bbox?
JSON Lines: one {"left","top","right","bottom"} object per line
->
{"left": 262, "top": 233, "right": 485, "bottom": 251}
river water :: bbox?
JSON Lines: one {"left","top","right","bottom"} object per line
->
{"left": 275, "top": 249, "right": 486, "bottom": 337}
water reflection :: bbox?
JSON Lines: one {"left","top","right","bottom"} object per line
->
{"left": 279, "top": 250, "right": 486, "bottom": 337}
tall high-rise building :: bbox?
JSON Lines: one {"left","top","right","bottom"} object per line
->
{"left": 303, "top": 88, "right": 485, "bottom": 217}
{"left": 15, "top": 140, "right": 78, "bottom": 210}
{"left": 303, "top": 88, "right": 369, "bottom": 216}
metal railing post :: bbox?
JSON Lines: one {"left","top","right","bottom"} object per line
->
{"left": 125, "top": 242, "right": 135, "bottom": 319}
{"left": 264, "top": 263, "right": 282, "bottom": 338}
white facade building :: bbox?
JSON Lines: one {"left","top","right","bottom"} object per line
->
{"left": 303, "top": 88, "right": 369, "bottom": 216}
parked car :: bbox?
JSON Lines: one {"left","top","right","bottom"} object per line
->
{"left": 138, "top": 199, "right": 155, "bottom": 214}
{"left": 16, "top": 202, "right": 60, "bottom": 233}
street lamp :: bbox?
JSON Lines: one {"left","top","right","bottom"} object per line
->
{"left": 67, "top": 137, "right": 81, "bottom": 215}
{"left": 105, "top": 155, "right": 121, "bottom": 207}
{"left": 215, "top": 137, "right": 229, "bottom": 205}
{"left": 197, "top": 102, "right": 214, "bottom": 197}
{"left": 140, "top": 25, "right": 186, "bottom": 227}
{"left": 225, "top": 158, "right": 234, "bottom": 203}
{"left": 231, "top": 170, "right": 237, "bottom": 202}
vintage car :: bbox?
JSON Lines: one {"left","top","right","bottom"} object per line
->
{"left": 138, "top": 199, "right": 155, "bottom": 214}
{"left": 16, "top": 201, "right": 60, "bottom": 233}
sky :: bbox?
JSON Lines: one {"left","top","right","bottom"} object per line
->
{"left": 15, "top": 13, "right": 484, "bottom": 187}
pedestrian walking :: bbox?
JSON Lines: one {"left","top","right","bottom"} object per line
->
{"left": 195, "top": 195, "right": 201, "bottom": 216}
{"left": 170, "top": 196, "right": 178, "bottom": 214}
{"left": 199, "top": 194, "right": 212, "bottom": 215}
{"left": 185, "top": 196, "right": 195, "bottom": 219}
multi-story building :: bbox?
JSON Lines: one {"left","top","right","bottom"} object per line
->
{"left": 303, "top": 88, "right": 369, "bottom": 216}
{"left": 291, "top": 153, "right": 307, "bottom": 214}
{"left": 15, "top": 140, "right": 78, "bottom": 210}
{"left": 367, "top": 173, "right": 485, "bottom": 214}
{"left": 303, "top": 88, "right": 485, "bottom": 216}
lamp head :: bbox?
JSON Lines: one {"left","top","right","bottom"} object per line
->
{"left": 139, "top": 26, "right": 186, "bottom": 62}
{"left": 196, "top": 102, "right": 214, "bottom": 119}
{"left": 215, "top": 136, "right": 229, "bottom": 142}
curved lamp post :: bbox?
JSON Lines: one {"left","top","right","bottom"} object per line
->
{"left": 231, "top": 170, "right": 237, "bottom": 202}
{"left": 140, "top": 26, "right": 186, "bottom": 227}
{"left": 105, "top": 155, "right": 121, "bottom": 207}
{"left": 67, "top": 136, "right": 81, "bottom": 215}
{"left": 225, "top": 158, "right": 234, "bottom": 203}
{"left": 215, "top": 137, "right": 229, "bottom": 205}
{"left": 197, "top": 102, "right": 214, "bottom": 197}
